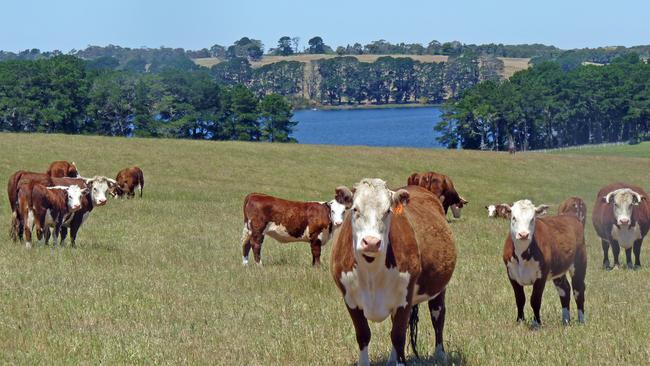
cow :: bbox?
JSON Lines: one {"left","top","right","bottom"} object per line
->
{"left": 7, "top": 171, "right": 52, "bottom": 241}
{"left": 486, "top": 203, "right": 510, "bottom": 218}
{"left": 592, "top": 183, "right": 649, "bottom": 270}
{"left": 406, "top": 172, "right": 468, "bottom": 218}
{"left": 331, "top": 179, "right": 456, "bottom": 365}
{"left": 241, "top": 193, "right": 347, "bottom": 266}
{"left": 46, "top": 176, "right": 117, "bottom": 247}
{"left": 111, "top": 166, "right": 144, "bottom": 199}
{"left": 47, "top": 161, "right": 79, "bottom": 178}
{"left": 500, "top": 199, "right": 587, "bottom": 328}
{"left": 558, "top": 197, "right": 587, "bottom": 227}
{"left": 17, "top": 182, "right": 86, "bottom": 248}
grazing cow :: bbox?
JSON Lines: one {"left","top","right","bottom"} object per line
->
{"left": 331, "top": 179, "right": 456, "bottom": 365}
{"left": 500, "top": 200, "right": 587, "bottom": 328}
{"left": 47, "top": 176, "right": 117, "bottom": 247}
{"left": 241, "top": 193, "right": 347, "bottom": 266}
{"left": 111, "top": 166, "right": 144, "bottom": 199}
{"left": 47, "top": 161, "right": 79, "bottom": 178}
{"left": 17, "top": 182, "right": 86, "bottom": 248}
{"left": 486, "top": 203, "right": 510, "bottom": 218}
{"left": 558, "top": 197, "right": 587, "bottom": 226}
{"left": 592, "top": 183, "right": 649, "bottom": 270}
{"left": 7, "top": 171, "right": 52, "bottom": 241}
{"left": 406, "top": 172, "right": 468, "bottom": 218}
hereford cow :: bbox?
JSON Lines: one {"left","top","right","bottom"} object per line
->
{"left": 500, "top": 199, "right": 586, "bottom": 328}
{"left": 46, "top": 176, "right": 117, "bottom": 247}
{"left": 47, "top": 161, "right": 79, "bottom": 178}
{"left": 558, "top": 197, "right": 587, "bottom": 226}
{"left": 7, "top": 171, "right": 52, "bottom": 241}
{"left": 17, "top": 182, "right": 86, "bottom": 248}
{"left": 241, "top": 193, "right": 347, "bottom": 266}
{"left": 487, "top": 203, "right": 510, "bottom": 218}
{"left": 592, "top": 183, "right": 649, "bottom": 270}
{"left": 406, "top": 172, "right": 468, "bottom": 218}
{"left": 331, "top": 179, "right": 456, "bottom": 365}
{"left": 111, "top": 166, "right": 144, "bottom": 199}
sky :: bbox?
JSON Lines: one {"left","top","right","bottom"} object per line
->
{"left": 1, "top": 0, "right": 649, "bottom": 53}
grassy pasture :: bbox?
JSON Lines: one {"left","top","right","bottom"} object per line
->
{"left": 550, "top": 142, "right": 650, "bottom": 158}
{"left": 0, "top": 133, "right": 649, "bottom": 365}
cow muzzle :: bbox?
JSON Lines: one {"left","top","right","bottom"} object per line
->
{"left": 618, "top": 218, "right": 630, "bottom": 226}
{"left": 361, "top": 236, "right": 381, "bottom": 254}
{"left": 516, "top": 231, "right": 530, "bottom": 240}
{"left": 96, "top": 199, "right": 107, "bottom": 206}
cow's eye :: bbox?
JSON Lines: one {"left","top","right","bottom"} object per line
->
{"left": 512, "top": 217, "right": 517, "bottom": 222}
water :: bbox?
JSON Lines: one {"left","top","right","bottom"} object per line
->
{"left": 292, "top": 107, "right": 444, "bottom": 148}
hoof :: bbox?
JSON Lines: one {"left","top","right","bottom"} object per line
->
{"left": 530, "top": 319, "right": 541, "bottom": 330}
{"left": 626, "top": 262, "right": 635, "bottom": 270}
{"left": 634, "top": 264, "right": 641, "bottom": 271}
{"left": 561, "top": 308, "right": 570, "bottom": 326}
{"left": 577, "top": 311, "right": 585, "bottom": 324}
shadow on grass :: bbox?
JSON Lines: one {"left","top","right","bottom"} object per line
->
{"left": 347, "top": 349, "right": 467, "bottom": 366}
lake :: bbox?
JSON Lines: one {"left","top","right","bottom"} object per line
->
{"left": 292, "top": 107, "right": 444, "bottom": 148}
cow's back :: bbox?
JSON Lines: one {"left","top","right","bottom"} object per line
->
{"left": 244, "top": 193, "right": 328, "bottom": 234}
{"left": 536, "top": 215, "right": 585, "bottom": 275}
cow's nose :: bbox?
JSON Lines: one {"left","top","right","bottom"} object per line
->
{"left": 361, "top": 236, "right": 381, "bottom": 252}
{"left": 619, "top": 218, "right": 630, "bottom": 225}
{"left": 334, "top": 220, "right": 342, "bottom": 226}
{"left": 517, "top": 231, "right": 530, "bottom": 240}
{"left": 72, "top": 204, "right": 80, "bottom": 210}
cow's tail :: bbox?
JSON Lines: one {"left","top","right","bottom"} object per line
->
{"left": 138, "top": 169, "right": 144, "bottom": 198}
{"left": 409, "top": 303, "right": 420, "bottom": 359}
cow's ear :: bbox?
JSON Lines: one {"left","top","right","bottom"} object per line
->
{"left": 392, "top": 189, "right": 410, "bottom": 207}
{"left": 500, "top": 204, "right": 512, "bottom": 218}
{"left": 535, "top": 204, "right": 550, "bottom": 217}
{"left": 335, "top": 186, "right": 353, "bottom": 208}
{"left": 460, "top": 196, "right": 469, "bottom": 205}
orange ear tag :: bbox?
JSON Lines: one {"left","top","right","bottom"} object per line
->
{"left": 394, "top": 203, "right": 404, "bottom": 215}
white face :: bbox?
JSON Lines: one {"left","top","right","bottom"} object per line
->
{"left": 328, "top": 200, "right": 346, "bottom": 226}
{"left": 48, "top": 185, "right": 86, "bottom": 211}
{"left": 506, "top": 200, "right": 548, "bottom": 244}
{"left": 487, "top": 205, "right": 496, "bottom": 217}
{"left": 85, "top": 177, "right": 116, "bottom": 206}
{"left": 450, "top": 204, "right": 461, "bottom": 218}
{"left": 607, "top": 189, "right": 643, "bottom": 226}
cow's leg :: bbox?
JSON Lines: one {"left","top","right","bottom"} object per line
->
{"left": 611, "top": 241, "right": 621, "bottom": 268}
{"left": 509, "top": 278, "right": 526, "bottom": 322}
{"left": 601, "top": 239, "right": 612, "bottom": 270}
{"left": 69, "top": 215, "right": 84, "bottom": 248}
{"left": 241, "top": 222, "right": 252, "bottom": 265}
{"left": 52, "top": 222, "right": 61, "bottom": 248}
{"left": 346, "top": 306, "right": 371, "bottom": 366}
{"left": 309, "top": 239, "right": 322, "bottom": 267}
{"left": 530, "top": 278, "right": 547, "bottom": 329}
{"left": 44, "top": 226, "right": 51, "bottom": 245}
{"left": 633, "top": 239, "right": 642, "bottom": 269}
{"left": 59, "top": 226, "right": 68, "bottom": 247}
{"left": 23, "top": 208, "right": 34, "bottom": 248}
{"left": 390, "top": 305, "right": 411, "bottom": 366}
{"left": 625, "top": 247, "right": 634, "bottom": 269}
{"left": 250, "top": 232, "right": 265, "bottom": 266}
{"left": 571, "top": 246, "right": 587, "bottom": 324}
{"left": 552, "top": 275, "right": 571, "bottom": 325}
{"left": 429, "top": 289, "right": 447, "bottom": 356}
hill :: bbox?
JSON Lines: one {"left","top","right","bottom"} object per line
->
{"left": 194, "top": 54, "right": 531, "bottom": 79}
{"left": 1, "top": 133, "right": 649, "bottom": 364}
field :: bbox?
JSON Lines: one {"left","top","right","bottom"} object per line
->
{"left": 1, "top": 133, "right": 649, "bottom": 365}
{"left": 193, "top": 54, "right": 530, "bottom": 79}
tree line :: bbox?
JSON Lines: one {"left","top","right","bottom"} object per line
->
{"left": 435, "top": 54, "right": 650, "bottom": 150}
{"left": 0, "top": 56, "right": 297, "bottom": 141}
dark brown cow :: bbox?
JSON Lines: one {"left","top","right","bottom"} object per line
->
{"left": 592, "top": 183, "right": 650, "bottom": 270}
{"left": 331, "top": 179, "right": 456, "bottom": 365}
{"left": 7, "top": 171, "right": 52, "bottom": 241}
{"left": 47, "top": 161, "right": 79, "bottom": 178}
{"left": 111, "top": 166, "right": 144, "bottom": 199}
{"left": 558, "top": 197, "right": 587, "bottom": 227}
{"left": 17, "top": 182, "right": 86, "bottom": 248}
{"left": 500, "top": 199, "right": 586, "bottom": 328}
{"left": 407, "top": 171, "right": 468, "bottom": 218}
{"left": 241, "top": 193, "right": 347, "bottom": 266}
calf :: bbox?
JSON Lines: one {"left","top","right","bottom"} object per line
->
{"left": 407, "top": 171, "right": 468, "bottom": 218}
{"left": 17, "top": 182, "right": 86, "bottom": 248}
{"left": 47, "top": 161, "right": 79, "bottom": 178}
{"left": 111, "top": 166, "right": 144, "bottom": 199}
{"left": 331, "top": 179, "right": 456, "bottom": 365}
{"left": 558, "top": 197, "right": 587, "bottom": 227}
{"left": 501, "top": 200, "right": 586, "bottom": 328}
{"left": 241, "top": 193, "right": 347, "bottom": 266}
{"left": 7, "top": 171, "right": 52, "bottom": 241}
{"left": 592, "top": 183, "right": 649, "bottom": 270}
{"left": 487, "top": 203, "right": 510, "bottom": 218}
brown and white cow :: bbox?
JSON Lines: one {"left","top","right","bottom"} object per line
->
{"left": 111, "top": 166, "right": 144, "bottom": 199}
{"left": 241, "top": 193, "right": 347, "bottom": 266}
{"left": 558, "top": 197, "right": 587, "bottom": 227}
{"left": 407, "top": 171, "right": 468, "bottom": 218}
{"left": 500, "top": 199, "right": 587, "bottom": 328}
{"left": 7, "top": 171, "right": 52, "bottom": 241}
{"left": 47, "top": 161, "right": 79, "bottom": 178}
{"left": 17, "top": 182, "right": 86, "bottom": 248}
{"left": 331, "top": 179, "right": 456, "bottom": 365}
{"left": 592, "top": 183, "right": 649, "bottom": 270}
{"left": 486, "top": 203, "right": 510, "bottom": 218}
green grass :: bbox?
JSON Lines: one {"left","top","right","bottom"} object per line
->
{"left": 550, "top": 141, "right": 650, "bottom": 158}
{"left": 1, "top": 133, "right": 649, "bottom": 365}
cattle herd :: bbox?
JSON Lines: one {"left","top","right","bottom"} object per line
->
{"left": 7, "top": 161, "right": 144, "bottom": 248}
{"left": 241, "top": 172, "right": 649, "bottom": 366}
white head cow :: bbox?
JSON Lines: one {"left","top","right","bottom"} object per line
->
{"left": 328, "top": 199, "right": 347, "bottom": 226}
{"left": 84, "top": 176, "right": 118, "bottom": 207}
{"left": 47, "top": 185, "right": 88, "bottom": 212}
{"left": 501, "top": 200, "right": 549, "bottom": 254}
{"left": 335, "top": 178, "right": 409, "bottom": 263}
{"left": 604, "top": 188, "right": 645, "bottom": 227}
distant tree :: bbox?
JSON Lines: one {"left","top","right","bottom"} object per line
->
{"left": 223, "top": 85, "right": 259, "bottom": 140}
{"left": 211, "top": 57, "right": 252, "bottom": 85}
{"left": 227, "top": 37, "right": 264, "bottom": 61}
{"left": 209, "top": 44, "right": 227, "bottom": 58}
{"left": 85, "top": 56, "right": 119, "bottom": 71}
{"left": 291, "top": 37, "right": 300, "bottom": 54}
{"left": 336, "top": 46, "right": 346, "bottom": 56}
{"left": 259, "top": 94, "right": 297, "bottom": 142}
{"left": 308, "top": 36, "right": 326, "bottom": 54}
{"left": 276, "top": 36, "right": 294, "bottom": 56}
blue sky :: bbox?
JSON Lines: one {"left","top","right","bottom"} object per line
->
{"left": 2, "top": 0, "right": 649, "bottom": 52}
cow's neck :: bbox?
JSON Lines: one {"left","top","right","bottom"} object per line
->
{"left": 513, "top": 237, "right": 533, "bottom": 259}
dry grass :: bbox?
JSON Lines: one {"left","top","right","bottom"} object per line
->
{"left": 0, "top": 133, "right": 648, "bottom": 365}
